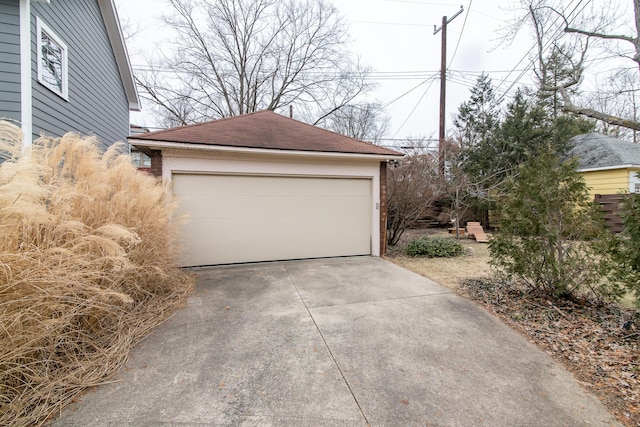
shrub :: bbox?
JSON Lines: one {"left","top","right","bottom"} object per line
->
{"left": 488, "top": 145, "right": 617, "bottom": 300}
{"left": 607, "top": 191, "right": 640, "bottom": 307}
{"left": 405, "top": 236, "right": 465, "bottom": 258}
{"left": 0, "top": 122, "right": 193, "bottom": 426}
{"left": 387, "top": 154, "right": 440, "bottom": 246}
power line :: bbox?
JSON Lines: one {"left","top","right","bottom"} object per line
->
{"left": 493, "top": 0, "right": 584, "bottom": 97}
{"left": 493, "top": 0, "right": 591, "bottom": 103}
{"left": 391, "top": 78, "right": 437, "bottom": 138}
{"left": 132, "top": 65, "right": 531, "bottom": 78}
{"left": 383, "top": 0, "right": 455, "bottom": 5}
{"left": 380, "top": 76, "right": 439, "bottom": 109}
{"left": 354, "top": 20, "right": 431, "bottom": 27}
{"left": 448, "top": 0, "right": 472, "bottom": 68}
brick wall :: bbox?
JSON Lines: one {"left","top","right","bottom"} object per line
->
{"left": 149, "top": 150, "right": 162, "bottom": 178}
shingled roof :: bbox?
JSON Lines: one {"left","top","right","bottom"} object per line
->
{"left": 131, "top": 110, "right": 402, "bottom": 157}
{"left": 568, "top": 133, "right": 640, "bottom": 170}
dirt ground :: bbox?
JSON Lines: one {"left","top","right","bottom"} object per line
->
{"left": 386, "top": 227, "right": 639, "bottom": 427}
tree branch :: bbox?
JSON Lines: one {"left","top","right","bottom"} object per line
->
{"left": 564, "top": 26, "right": 636, "bottom": 45}
{"left": 560, "top": 88, "right": 640, "bottom": 131}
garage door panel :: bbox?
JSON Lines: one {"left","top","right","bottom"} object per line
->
{"left": 185, "top": 235, "right": 368, "bottom": 266}
{"left": 184, "top": 234, "right": 369, "bottom": 266}
{"left": 180, "top": 195, "right": 370, "bottom": 220}
{"left": 173, "top": 174, "right": 372, "bottom": 266}
{"left": 182, "top": 214, "right": 370, "bottom": 244}
{"left": 177, "top": 174, "right": 370, "bottom": 196}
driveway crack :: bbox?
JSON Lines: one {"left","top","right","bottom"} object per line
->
{"left": 284, "top": 265, "right": 370, "bottom": 427}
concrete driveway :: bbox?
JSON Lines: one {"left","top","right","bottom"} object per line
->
{"left": 53, "top": 257, "right": 620, "bottom": 426}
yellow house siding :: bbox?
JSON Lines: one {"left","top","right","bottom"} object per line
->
{"left": 582, "top": 168, "right": 630, "bottom": 199}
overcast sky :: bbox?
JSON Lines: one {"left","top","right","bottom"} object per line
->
{"left": 113, "top": 0, "right": 566, "bottom": 145}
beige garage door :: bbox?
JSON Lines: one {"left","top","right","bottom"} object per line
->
{"left": 173, "top": 174, "right": 372, "bottom": 266}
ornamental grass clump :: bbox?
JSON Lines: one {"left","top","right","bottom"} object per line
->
{"left": 0, "top": 122, "right": 193, "bottom": 426}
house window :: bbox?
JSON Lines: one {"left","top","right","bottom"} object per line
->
{"left": 36, "top": 18, "right": 68, "bottom": 100}
{"left": 131, "top": 150, "right": 151, "bottom": 168}
{"left": 631, "top": 171, "right": 640, "bottom": 194}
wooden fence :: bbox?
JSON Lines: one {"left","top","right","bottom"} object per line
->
{"left": 594, "top": 194, "right": 631, "bottom": 233}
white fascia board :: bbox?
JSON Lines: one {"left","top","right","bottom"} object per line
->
{"left": 128, "top": 139, "right": 405, "bottom": 161}
{"left": 579, "top": 164, "right": 640, "bottom": 173}
{"left": 97, "top": 0, "right": 141, "bottom": 111}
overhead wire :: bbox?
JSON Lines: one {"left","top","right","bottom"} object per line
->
{"left": 384, "top": 1, "right": 469, "bottom": 137}
{"left": 131, "top": 65, "right": 531, "bottom": 80}
{"left": 391, "top": 78, "right": 438, "bottom": 138}
{"left": 384, "top": 0, "right": 456, "bottom": 5}
{"left": 493, "top": 0, "right": 584, "bottom": 97}
{"left": 380, "top": 75, "right": 439, "bottom": 109}
{"left": 448, "top": 0, "right": 472, "bottom": 68}
{"left": 493, "top": 0, "right": 592, "bottom": 103}
{"left": 353, "top": 20, "right": 431, "bottom": 27}
{"left": 132, "top": 0, "right": 598, "bottom": 138}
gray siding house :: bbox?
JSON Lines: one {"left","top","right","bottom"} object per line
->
{"left": 0, "top": 0, "right": 140, "bottom": 152}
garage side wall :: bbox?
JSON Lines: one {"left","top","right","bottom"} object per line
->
{"left": 161, "top": 149, "right": 384, "bottom": 259}
{"left": 379, "top": 161, "right": 388, "bottom": 256}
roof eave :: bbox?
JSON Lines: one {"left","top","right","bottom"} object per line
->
{"left": 579, "top": 164, "right": 640, "bottom": 173}
{"left": 129, "top": 139, "right": 405, "bottom": 161}
{"left": 98, "top": 0, "right": 141, "bottom": 112}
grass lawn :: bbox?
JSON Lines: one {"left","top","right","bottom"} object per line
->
{"left": 388, "top": 228, "right": 637, "bottom": 309}
{"left": 386, "top": 228, "right": 492, "bottom": 290}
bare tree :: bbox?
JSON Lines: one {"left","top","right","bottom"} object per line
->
{"left": 387, "top": 148, "right": 440, "bottom": 246}
{"left": 586, "top": 69, "right": 640, "bottom": 142}
{"left": 323, "top": 103, "right": 390, "bottom": 143}
{"left": 135, "top": 0, "right": 372, "bottom": 126}
{"left": 509, "top": 0, "right": 640, "bottom": 132}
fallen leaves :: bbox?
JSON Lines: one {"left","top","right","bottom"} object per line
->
{"left": 460, "top": 278, "right": 639, "bottom": 427}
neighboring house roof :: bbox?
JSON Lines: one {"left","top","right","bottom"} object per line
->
{"left": 568, "top": 133, "right": 640, "bottom": 171}
{"left": 131, "top": 111, "right": 403, "bottom": 157}
{"left": 97, "top": 0, "right": 141, "bottom": 111}
{"left": 129, "top": 124, "right": 150, "bottom": 135}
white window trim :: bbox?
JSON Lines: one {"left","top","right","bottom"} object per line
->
{"left": 631, "top": 171, "right": 640, "bottom": 193}
{"left": 36, "top": 17, "right": 69, "bottom": 100}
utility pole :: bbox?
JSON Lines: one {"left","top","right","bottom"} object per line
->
{"left": 434, "top": 5, "right": 463, "bottom": 178}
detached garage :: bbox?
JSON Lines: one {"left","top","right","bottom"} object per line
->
{"left": 129, "top": 111, "right": 403, "bottom": 267}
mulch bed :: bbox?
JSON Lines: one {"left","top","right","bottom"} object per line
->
{"left": 459, "top": 278, "right": 639, "bottom": 427}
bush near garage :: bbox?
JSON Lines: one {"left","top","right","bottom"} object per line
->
{"left": 405, "top": 236, "right": 465, "bottom": 258}
{"left": 0, "top": 122, "right": 193, "bottom": 426}
{"left": 488, "top": 145, "right": 617, "bottom": 301}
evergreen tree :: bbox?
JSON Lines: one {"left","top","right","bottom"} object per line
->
{"left": 453, "top": 73, "right": 501, "bottom": 151}
{"left": 536, "top": 45, "right": 582, "bottom": 120}
{"left": 489, "top": 145, "right": 612, "bottom": 299}
{"left": 451, "top": 74, "right": 501, "bottom": 226}
{"left": 608, "top": 190, "right": 640, "bottom": 307}
{"left": 451, "top": 77, "right": 595, "bottom": 228}
{"left": 458, "top": 87, "right": 595, "bottom": 191}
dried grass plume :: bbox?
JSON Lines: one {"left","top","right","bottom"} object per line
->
{"left": 0, "top": 122, "right": 193, "bottom": 426}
